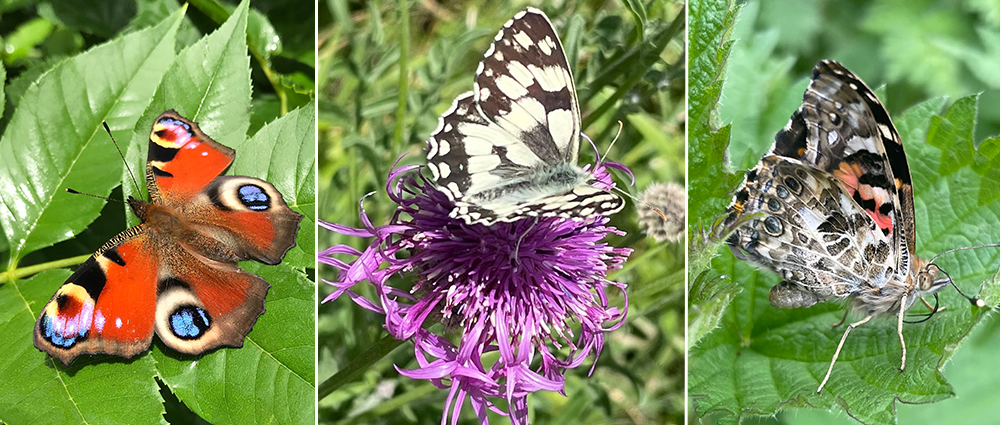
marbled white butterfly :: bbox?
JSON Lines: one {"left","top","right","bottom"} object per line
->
{"left": 425, "top": 7, "right": 625, "bottom": 226}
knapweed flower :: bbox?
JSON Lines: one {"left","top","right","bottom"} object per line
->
{"left": 637, "top": 182, "right": 686, "bottom": 243}
{"left": 320, "top": 161, "right": 632, "bottom": 424}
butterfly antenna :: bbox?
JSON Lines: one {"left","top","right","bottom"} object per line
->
{"left": 65, "top": 188, "right": 125, "bottom": 203}
{"left": 609, "top": 186, "right": 668, "bottom": 221}
{"left": 930, "top": 264, "right": 986, "bottom": 307}
{"left": 903, "top": 293, "right": 940, "bottom": 324}
{"left": 597, "top": 120, "right": 624, "bottom": 166}
{"left": 929, "top": 242, "right": 1000, "bottom": 264}
{"left": 103, "top": 122, "right": 142, "bottom": 197}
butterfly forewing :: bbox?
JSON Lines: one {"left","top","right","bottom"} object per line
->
{"left": 770, "top": 60, "right": 915, "bottom": 274}
{"left": 425, "top": 7, "right": 622, "bottom": 226}
{"left": 474, "top": 8, "right": 580, "bottom": 164}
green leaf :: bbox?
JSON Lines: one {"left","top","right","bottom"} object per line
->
{"left": 948, "top": 27, "right": 1000, "bottom": 89}
{"left": 687, "top": 0, "right": 736, "bottom": 227}
{"left": 690, "top": 94, "right": 1000, "bottom": 424}
{"left": 862, "top": 0, "right": 970, "bottom": 95}
{"left": 44, "top": 0, "right": 135, "bottom": 38}
{"left": 0, "top": 2, "right": 314, "bottom": 424}
{"left": 688, "top": 0, "right": 739, "bottom": 346}
{"left": 155, "top": 262, "right": 315, "bottom": 425}
{"left": 0, "top": 6, "right": 183, "bottom": 268}
{"left": 965, "top": 0, "right": 1000, "bottom": 27}
{"left": 716, "top": 1, "right": 803, "bottom": 171}
{"left": 757, "top": 0, "right": 822, "bottom": 55}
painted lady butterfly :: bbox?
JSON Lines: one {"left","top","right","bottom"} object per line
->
{"left": 722, "top": 60, "right": 982, "bottom": 393}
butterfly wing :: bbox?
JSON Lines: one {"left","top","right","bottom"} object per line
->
{"left": 33, "top": 222, "right": 273, "bottom": 364}
{"left": 151, "top": 229, "right": 270, "bottom": 356}
{"left": 34, "top": 229, "right": 159, "bottom": 365}
{"left": 426, "top": 8, "right": 622, "bottom": 225}
{"left": 143, "top": 112, "right": 301, "bottom": 352}
{"left": 147, "top": 111, "right": 302, "bottom": 264}
{"left": 185, "top": 175, "right": 303, "bottom": 265}
{"left": 472, "top": 7, "right": 580, "bottom": 164}
{"left": 770, "top": 60, "right": 915, "bottom": 278}
{"left": 34, "top": 111, "right": 301, "bottom": 365}
{"left": 146, "top": 110, "right": 235, "bottom": 206}
{"left": 725, "top": 156, "right": 902, "bottom": 310}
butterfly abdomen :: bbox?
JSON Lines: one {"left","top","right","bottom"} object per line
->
{"left": 467, "top": 162, "right": 588, "bottom": 204}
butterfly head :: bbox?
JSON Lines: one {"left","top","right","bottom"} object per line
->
{"left": 913, "top": 259, "right": 950, "bottom": 295}
{"left": 915, "top": 258, "right": 985, "bottom": 309}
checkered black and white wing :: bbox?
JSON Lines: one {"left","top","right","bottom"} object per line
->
{"left": 425, "top": 7, "right": 623, "bottom": 225}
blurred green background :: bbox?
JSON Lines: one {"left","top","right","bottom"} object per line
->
{"left": 692, "top": 0, "right": 1000, "bottom": 424}
{"left": 318, "top": 0, "right": 685, "bottom": 423}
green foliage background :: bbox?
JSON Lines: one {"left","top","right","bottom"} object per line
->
{"left": 689, "top": 0, "right": 1000, "bottom": 424}
{"left": 318, "top": 0, "right": 685, "bottom": 423}
{"left": 0, "top": 1, "right": 315, "bottom": 424}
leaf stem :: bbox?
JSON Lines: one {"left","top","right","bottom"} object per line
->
{"left": 317, "top": 333, "right": 405, "bottom": 401}
{"left": 0, "top": 254, "right": 90, "bottom": 283}
{"left": 393, "top": 0, "right": 410, "bottom": 153}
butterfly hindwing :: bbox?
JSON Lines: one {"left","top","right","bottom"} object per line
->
{"left": 187, "top": 175, "right": 303, "bottom": 265}
{"left": 425, "top": 8, "right": 623, "bottom": 226}
{"left": 152, "top": 233, "right": 269, "bottom": 355}
{"left": 726, "top": 155, "right": 899, "bottom": 306}
{"left": 35, "top": 230, "right": 159, "bottom": 365}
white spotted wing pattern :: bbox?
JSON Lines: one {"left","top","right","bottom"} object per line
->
{"left": 425, "top": 7, "right": 624, "bottom": 226}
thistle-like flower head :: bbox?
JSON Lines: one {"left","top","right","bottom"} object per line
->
{"left": 321, "top": 161, "right": 632, "bottom": 424}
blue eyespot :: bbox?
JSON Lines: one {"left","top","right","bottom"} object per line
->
{"left": 238, "top": 184, "right": 270, "bottom": 211}
{"left": 159, "top": 117, "right": 191, "bottom": 132}
{"left": 41, "top": 314, "right": 83, "bottom": 348}
{"left": 169, "top": 306, "right": 211, "bottom": 339}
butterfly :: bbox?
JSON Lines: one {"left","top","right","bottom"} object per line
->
{"left": 424, "top": 7, "right": 625, "bottom": 226}
{"left": 34, "top": 110, "right": 303, "bottom": 365}
{"left": 722, "top": 60, "right": 981, "bottom": 393}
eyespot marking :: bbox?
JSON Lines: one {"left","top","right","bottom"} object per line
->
{"left": 238, "top": 184, "right": 270, "bottom": 211}
{"left": 169, "top": 306, "right": 211, "bottom": 340}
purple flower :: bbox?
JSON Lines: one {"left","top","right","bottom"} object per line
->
{"left": 320, "top": 160, "right": 632, "bottom": 424}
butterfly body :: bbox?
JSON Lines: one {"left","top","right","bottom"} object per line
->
{"left": 425, "top": 8, "right": 624, "bottom": 226}
{"left": 35, "top": 110, "right": 302, "bottom": 365}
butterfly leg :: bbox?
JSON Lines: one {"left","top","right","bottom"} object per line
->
{"left": 512, "top": 218, "right": 539, "bottom": 266}
{"left": 818, "top": 314, "right": 873, "bottom": 393}
{"left": 831, "top": 307, "right": 850, "bottom": 327}
{"left": 920, "top": 296, "right": 945, "bottom": 313}
{"left": 897, "top": 297, "right": 906, "bottom": 371}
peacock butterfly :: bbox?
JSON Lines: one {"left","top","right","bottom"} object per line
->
{"left": 33, "top": 110, "right": 303, "bottom": 365}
